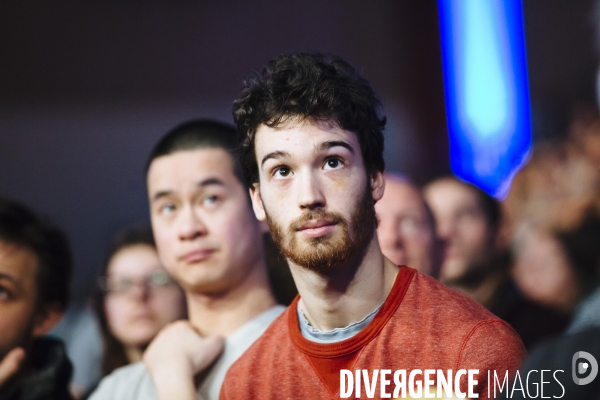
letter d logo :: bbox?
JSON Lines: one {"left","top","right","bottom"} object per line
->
{"left": 572, "top": 351, "right": 598, "bottom": 385}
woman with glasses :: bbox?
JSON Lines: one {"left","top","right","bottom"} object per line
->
{"left": 95, "top": 227, "right": 186, "bottom": 379}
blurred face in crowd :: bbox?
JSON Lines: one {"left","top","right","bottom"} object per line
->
{"left": 103, "top": 244, "right": 185, "bottom": 348}
{"left": 376, "top": 174, "right": 440, "bottom": 277}
{"left": 249, "top": 120, "right": 384, "bottom": 273}
{"left": 0, "top": 240, "right": 58, "bottom": 360}
{"left": 147, "top": 148, "right": 265, "bottom": 294}
{"left": 423, "top": 178, "right": 496, "bottom": 284}
{"left": 512, "top": 229, "right": 580, "bottom": 313}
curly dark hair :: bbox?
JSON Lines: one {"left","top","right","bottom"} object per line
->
{"left": 233, "top": 53, "right": 386, "bottom": 186}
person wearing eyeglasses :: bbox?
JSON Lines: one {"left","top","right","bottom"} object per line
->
{"left": 94, "top": 227, "right": 186, "bottom": 381}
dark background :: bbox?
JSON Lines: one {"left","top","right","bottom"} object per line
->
{"left": 0, "top": 0, "right": 597, "bottom": 301}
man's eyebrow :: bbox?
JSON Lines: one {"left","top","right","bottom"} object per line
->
{"left": 261, "top": 150, "right": 291, "bottom": 167}
{"left": 151, "top": 190, "right": 173, "bottom": 203}
{"left": 197, "top": 177, "right": 225, "bottom": 188}
{"left": 319, "top": 140, "right": 355, "bottom": 154}
{"left": 151, "top": 178, "right": 225, "bottom": 202}
{"left": 0, "top": 272, "right": 17, "bottom": 284}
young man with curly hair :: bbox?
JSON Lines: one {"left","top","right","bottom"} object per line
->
{"left": 219, "top": 53, "right": 526, "bottom": 399}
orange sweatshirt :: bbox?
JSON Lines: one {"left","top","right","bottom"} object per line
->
{"left": 220, "top": 267, "right": 526, "bottom": 399}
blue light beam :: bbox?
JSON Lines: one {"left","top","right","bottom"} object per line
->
{"left": 438, "top": 0, "right": 532, "bottom": 198}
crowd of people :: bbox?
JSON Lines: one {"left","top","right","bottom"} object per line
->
{"left": 1, "top": 52, "right": 599, "bottom": 400}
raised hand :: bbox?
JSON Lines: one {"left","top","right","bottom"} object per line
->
{"left": 0, "top": 347, "right": 25, "bottom": 388}
{"left": 144, "top": 321, "right": 224, "bottom": 400}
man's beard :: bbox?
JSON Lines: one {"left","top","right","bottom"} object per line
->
{"left": 265, "top": 185, "right": 378, "bottom": 274}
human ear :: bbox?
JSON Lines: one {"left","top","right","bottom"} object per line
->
{"left": 249, "top": 184, "right": 266, "bottom": 221}
{"left": 32, "top": 304, "right": 63, "bottom": 338}
{"left": 371, "top": 170, "right": 385, "bottom": 203}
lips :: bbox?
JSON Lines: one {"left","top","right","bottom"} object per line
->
{"left": 180, "top": 248, "right": 216, "bottom": 264}
{"left": 297, "top": 219, "right": 337, "bottom": 238}
{"left": 130, "top": 313, "right": 154, "bottom": 322}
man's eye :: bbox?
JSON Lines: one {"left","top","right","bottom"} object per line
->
{"left": 160, "top": 204, "right": 176, "bottom": 215}
{"left": 324, "top": 158, "right": 343, "bottom": 170}
{"left": 456, "top": 207, "right": 480, "bottom": 221}
{"left": 274, "top": 167, "right": 291, "bottom": 178}
{"left": 0, "top": 287, "right": 12, "bottom": 300}
{"left": 106, "top": 279, "right": 133, "bottom": 294}
{"left": 202, "top": 195, "right": 219, "bottom": 206}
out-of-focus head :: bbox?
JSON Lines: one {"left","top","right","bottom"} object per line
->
{"left": 0, "top": 198, "right": 71, "bottom": 360}
{"left": 233, "top": 53, "right": 386, "bottom": 274}
{"left": 423, "top": 176, "right": 503, "bottom": 285}
{"left": 100, "top": 227, "right": 185, "bottom": 359}
{"left": 512, "top": 204, "right": 600, "bottom": 313}
{"left": 146, "top": 119, "right": 265, "bottom": 294}
{"left": 375, "top": 173, "right": 441, "bottom": 277}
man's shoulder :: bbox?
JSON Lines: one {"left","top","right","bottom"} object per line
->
{"left": 394, "top": 271, "right": 525, "bottom": 359}
{"left": 406, "top": 271, "right": 500, "bottom": 323}
{"left": 88, "top": 362, "right": 156, "bottom": 400}
{"left": 225, "top": 305, "right": 293, "bottom": 373}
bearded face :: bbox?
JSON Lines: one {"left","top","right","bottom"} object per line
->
{"left": 251, "top": 120, "right": 385, "bottom": 275}
{"left": 265, "top": 183, "right": 377, "bottom": 274}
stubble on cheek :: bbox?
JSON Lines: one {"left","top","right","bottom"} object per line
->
{"left": 264, "top": 185, "right": 377, "bottom": 274}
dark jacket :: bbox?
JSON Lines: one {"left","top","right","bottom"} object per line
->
{"left": 502, "top": 327, "right": 600, "bottom": 400}
{"left": 0, "top": 338, "right": 73, "bottom": 400}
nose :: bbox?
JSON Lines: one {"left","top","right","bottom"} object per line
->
{"left": 178, "top": 205, "right": 208, "bottom": 241}
{"left": 130, "top": 281, "right": 150, "bottom": 302}
{"left": 297, "top": 169, "right": 326, "bottom": 211}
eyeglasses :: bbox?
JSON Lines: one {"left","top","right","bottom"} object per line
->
{"left": 99, "top": 269, "right": 175, "bottom": 295}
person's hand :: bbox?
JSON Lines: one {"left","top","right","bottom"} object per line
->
{"left": 0, "top": 347, "right": 25, "bottom": 388}
{"left": 144, "top": 321, "right": 224, "bottom": 400}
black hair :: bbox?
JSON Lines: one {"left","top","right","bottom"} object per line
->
{"left": 0, "top": 198, "right": 72, "bottom": 311}
{"left": 233, "top": 53, "right": 386, "bottom": 186}
{"left": 145, "top": 119, "right": 243, "bottom": 183}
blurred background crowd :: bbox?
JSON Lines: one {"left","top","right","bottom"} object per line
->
{"left": 2, "top": 0, "right": 600, "bottom": 397}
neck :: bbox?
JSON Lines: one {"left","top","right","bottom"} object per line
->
{"left": 186, "top": 261, "right": 277, "bottom": 337}
{"left": 124, "top": 345, "right": 144, "bottom": 364}
{"left": 291, "top": 236, "right": 399, "bottom": 332}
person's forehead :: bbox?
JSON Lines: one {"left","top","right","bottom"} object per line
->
{"left": 107, "top": 244, "right": 161, "bottom": 277}
{"left": 378, "top": 179, "right": 427, "bottom": 215}
{"left": 254, "top": 120, "right": 359, "bottom": 155}
{"left": 428, "top": 179, "right": 479, "bottom": 207}
{"left": 147, "top": 148, "right": 239, "bottom": 191}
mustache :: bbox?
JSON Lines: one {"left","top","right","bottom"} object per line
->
{"left": 288, "top": 210, "right": 346, "bottom": 232}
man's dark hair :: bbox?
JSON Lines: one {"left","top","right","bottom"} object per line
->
{"left": 233, "top": 53, "right": 386, "bottom": 186}
{"left": 0, "top": 198, "right": 72, "bottom": 311}
{"left": 145, "top": 119, "right": 243, "bottom": 182}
